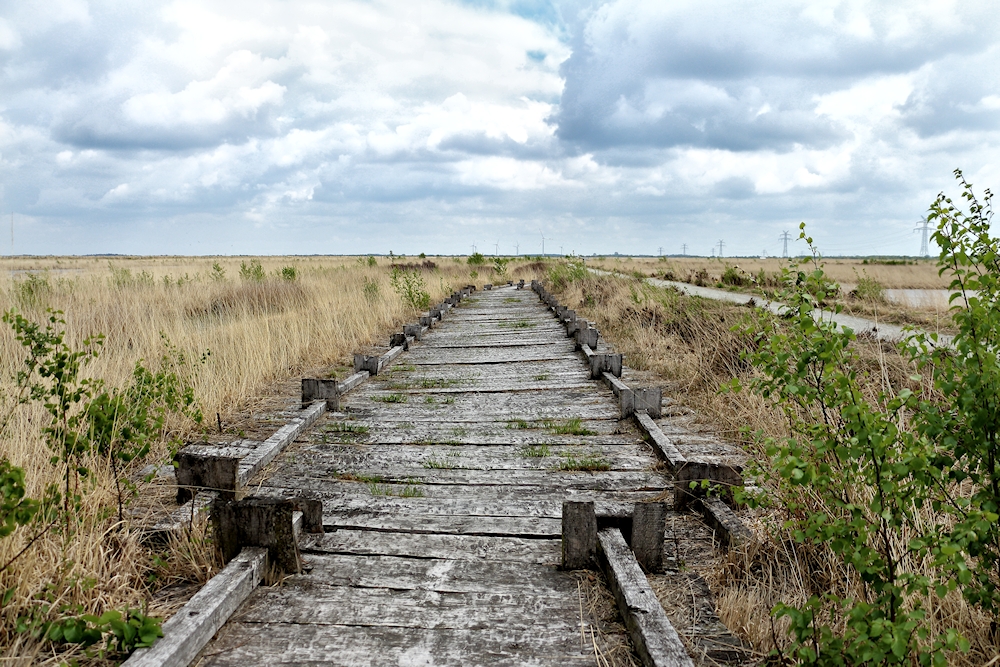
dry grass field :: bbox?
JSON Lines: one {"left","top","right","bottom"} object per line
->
{"left": 589, "top": 255, "right": 959, "bottom": 334}
{"left": 0, "top": 254, "right": 536, "bottom": 664}
{"left": 0, "top": 253, "right": 983, "bottom": 664}
{"left": 589, "top": 255, "right": 950, "bottom": 290}
{"left": 545, "top": 264, "right": 995, "bottom": 665}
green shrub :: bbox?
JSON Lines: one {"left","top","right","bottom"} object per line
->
{"left": 239, "top": 259, "right": 265, "bottom": 282}
{"left": 390, "top": 268, "right": 430, "bottom": 310}
{"left": 852, "top": 274, "right": 886, "bottom": 302}
{"left": 278, "top": 266, "right": 297, "bottom": 281}
{"left": 734, "top": 177, "right": 1000, "bottom": 664}
{"left": 547, "top": 261, "right": 587, "bottom": 290}
{"left": 12, "top": 273, "right": 51, "bottom": 310}
{"left": 467, "top": 252, "right": 486, "bottom": 266}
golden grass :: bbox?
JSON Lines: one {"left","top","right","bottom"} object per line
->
{"left": 548, "top": 268, "right": 997, "bottom": 665}
{"left": 590, "top": 255, "right": 950, "bottom": 290}
{"left": 0, "top": 254, "right": 529, "bottom": 662}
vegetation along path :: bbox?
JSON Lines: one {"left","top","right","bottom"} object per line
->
{"left": 185, "top": 285, "right": 733, "bottom": 666}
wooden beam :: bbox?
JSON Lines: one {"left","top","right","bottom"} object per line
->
{"left": 598, "top": 528, "right": 694, "bottom": 667}
{"left": 122, "top": 547, "right": 267, "bottom": 667}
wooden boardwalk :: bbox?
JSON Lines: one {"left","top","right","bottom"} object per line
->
{"left": 195, "top": 286, "right": 672, "bottom": 666}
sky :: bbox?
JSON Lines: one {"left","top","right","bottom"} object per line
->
{"left": 1, "top": 0, "right": 998, "bottom": 257}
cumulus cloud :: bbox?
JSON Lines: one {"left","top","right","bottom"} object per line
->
{"left": 0, "top": 0, "right": 997, "bottom": 255}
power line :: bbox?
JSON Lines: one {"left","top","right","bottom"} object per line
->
{"left": 681, "top": 243, "right": 687, "bottom": 256}
{"left": 717, "top": 239, "right": 725, "bottom": 258}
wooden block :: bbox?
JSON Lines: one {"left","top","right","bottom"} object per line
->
{"left": 403, "top": 324, "right": 422, "bottom": 340}
{"left": 631, "top": 502, "right": 667, "bottom": 573}
{"left": 484, "top": 284, "right": 493, "bottom": 290}
{"left": 674, "top": 460, "right": 744, "bottom": 509}
{"left": 122, "top": 547, "right": 267, "bottom": 667}
{"left": 212, "top": 497, "right": 301, "bottom": 573}
{"left": 301, "top": 378, "right": 338, "bottom": 410}
{"left": 576, "top": 326, "right": 599, "bottom": 350}
{"left": 291, "top": 498, "right": 324, "bottom": 533}
{"left": 419, "top": 315, "right": 433, "bottom": 327}
{"left": 175, "top": 449, "right": 241, "bottom": 503}
{"left": 590, "top": 353, "right": 623, "bottom": 379}
{"left": 354, "top": 353, "right": 380, "bottom": 375}
{"left": 598, "top": 528, "right": 694, "bottom": 667}
{"left": 390, "top": 333, "right": 409, "bottom": 350}
{"left": 634, "top": 388, "right": 662, "bottom": 419}
{"left": 561, "top": 500, "right": 597, "bottom": 570}
{"left": 429, "top": 308, "right": 442, "bottom": 319}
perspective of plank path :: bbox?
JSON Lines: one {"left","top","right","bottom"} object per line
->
{"left": 181, "top": 285, "right": 734, "bottom": 666}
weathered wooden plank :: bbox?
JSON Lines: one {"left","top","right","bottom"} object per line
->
{"left": 598, "top": 528, "right": 694, "bottom": 667}
{"left": 290, "top": 443, "right": 655, "bottom": 470}
{"left": 267, "top": 462, "right": 666, "bottom": 491}
{"left": 299, "top": 530, "right": 560, "bottom": 564}
{"left": 124, "top": 547, "right": 267, "bottom": 667}
{"left": 197, "top": 622, "right": 595, "bottom": 667}
{"left": 316, "top": 419, "right": 632, "bottom": 442}
{"left": 238, "top": 401, "right": 326, "bottom": 486}
{"left": 298, "top": 552, "right": 579, "bottom": 596}
{"left": 231, "top": 586, "right": 581, "bottom": 628}
{"left": 321, "top": 512, "right": 562, "bottom": 538}
{"left": 636, "top": 412, "right": 687, "bottom": 471}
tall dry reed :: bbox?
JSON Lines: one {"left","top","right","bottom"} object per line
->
{"left": 0, "top": 255, "right": 519, "bottom": 663}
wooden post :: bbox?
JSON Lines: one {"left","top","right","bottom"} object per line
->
{"left": 631, "top": 502, "right": 667, "bottom": 573}
{"left": 390, "top": 333, "right": 409, "bottom": 350}
{"left": 291, "top": 498, "right": 324, "bottom": 533}
{"left": 675, "top": 461, "right": 744, "bottom": 509}
{"left": 301, "top": 378, "right": 338, "bottom": 410}
{"left": 212, "top": 497, "right": 302, "bottom": 573}
{"left": 403, "top": 324, "right": 422, "bottom": 340}
{"left": 562, "top": 500, "right": 597, "bottom": 569}
{"left": 353, "top": 353, "right": 380, "bottom": 375}
{"left": 576, "top": 325, "right": 599, "bottom": 350}
{"left": 419, "top": 315, "right": 433, "bottom": 327}
{"left": 175, "top": 449, "right": 242, "bottom": 503}
{"left": 634, "top": 388, "right": 662, "bottom": 419}
{"left": 590, "top": 353, "right": 623, "bottom": 379}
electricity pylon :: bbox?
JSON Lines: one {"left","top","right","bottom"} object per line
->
{"left": 779, "top": 231, "right": 792, "bottom": 258}
{"left": 915, "top": 217, "right": 932, "bottom": 257}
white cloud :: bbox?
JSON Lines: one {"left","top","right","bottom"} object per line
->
{"left": 0, "top": 0, "right": 996, "bottom": 256}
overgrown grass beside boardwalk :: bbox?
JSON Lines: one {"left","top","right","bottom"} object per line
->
{"left": 545, "top": 173, "right": 1000, "bottom": 665}
{"left": 0, "top": 255, "right": 541, "bottom": 664}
